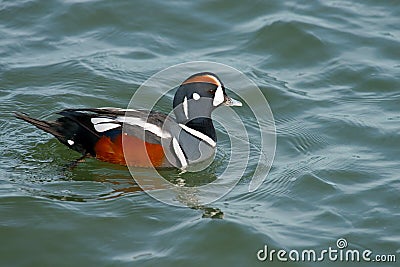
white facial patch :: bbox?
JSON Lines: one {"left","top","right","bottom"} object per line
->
{"left": 192, "top": 93, "right": 200, "bottom": 100}
{"left": 183, "top": 96, "right": 189, "bottom": 119}
{"left": 67, "top": 139, "right": 74, "bottom": 146}
{"left": 213, "top": 85, "right": 224, "bottom": 106}
{"left": 172, "top": 137, "right": 188, "bottom": 169}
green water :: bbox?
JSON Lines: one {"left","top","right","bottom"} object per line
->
{"left": 1, "top": 0, "right": 399, "bottom": 266}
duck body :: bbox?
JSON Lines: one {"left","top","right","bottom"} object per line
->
{"left": 15, "top": 72, "right": 242, "bottom": 170}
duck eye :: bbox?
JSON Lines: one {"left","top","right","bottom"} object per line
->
{"left": 209, "top": 89, "right": 216, "bottom": 94}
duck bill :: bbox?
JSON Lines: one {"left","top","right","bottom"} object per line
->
{"left": 224, "top": 95, "right": 242, "bottom": 107}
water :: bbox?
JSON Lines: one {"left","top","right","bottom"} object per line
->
{"left": 1, "top": 0, "right": 399, "bottom": 266}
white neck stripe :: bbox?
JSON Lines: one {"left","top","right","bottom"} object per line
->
{"left": 183, "top": 96, "right": 189, "bottom": 119}
{"left": 172, "top": 137, "right": 188, "bottom": 169}
{"left": 178, "top": 123, "right": 216, "bottom": 147}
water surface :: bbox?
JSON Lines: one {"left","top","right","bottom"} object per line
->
{"left": 1, "top": 0, "right": 399, "bottom": 266}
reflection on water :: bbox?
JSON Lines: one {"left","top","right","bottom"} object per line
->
{"left": 41, "top": 156, "right": 226, "bottom": 218}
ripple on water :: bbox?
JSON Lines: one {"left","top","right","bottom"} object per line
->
{"left": 276, "top": 114, "right": 329, "bottom": 155}
{"left": 244, "top": 19, "right": 333, "bottom": 69}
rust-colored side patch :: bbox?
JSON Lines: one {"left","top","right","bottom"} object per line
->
{"left": 94, "top": 134, "right": 165, "bottom": 167}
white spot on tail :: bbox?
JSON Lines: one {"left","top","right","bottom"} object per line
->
{"left": 213, "top": 85, "right": 224, "bottom": 106}
{"left": 192, "top": 93, "right": 200, "bottom": 100}
{"left": 67, "top": 139, "right": 74, "bottom": 146}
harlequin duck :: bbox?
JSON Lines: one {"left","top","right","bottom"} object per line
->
{"left": 15, "top": 72, "right": 242, "bottom": 170}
